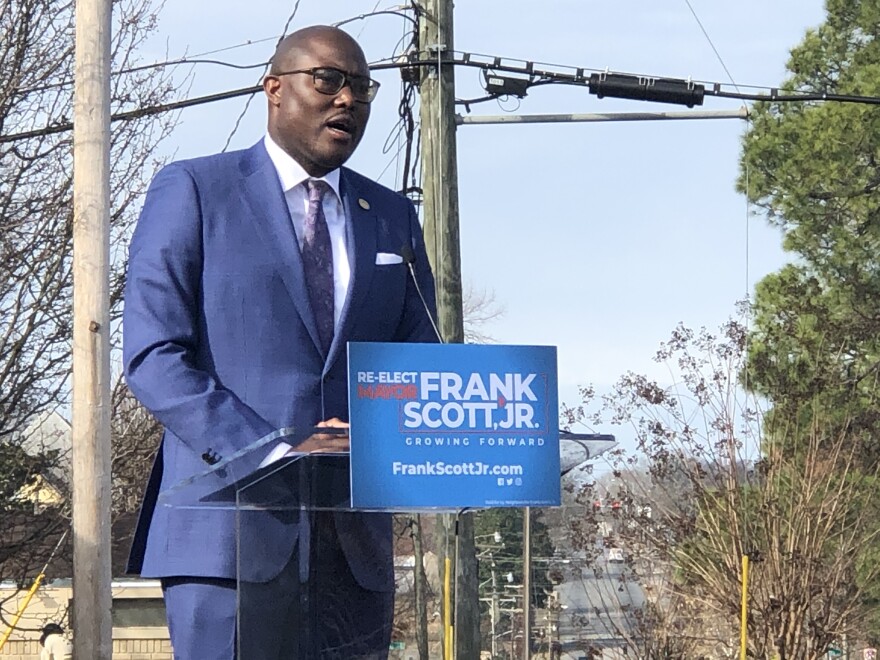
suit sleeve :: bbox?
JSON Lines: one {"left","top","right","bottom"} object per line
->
{"left": 123, "top": 164, "right": 275, "bottom": 461}
{"left": 394, "top": 201, "right": 440, "bottom": 344}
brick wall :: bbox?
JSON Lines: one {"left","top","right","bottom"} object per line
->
{"left": 0, "top": 637, "right": 173, "bottom": 659}
{"left": 0, "top": 639, "right": 41, "bottom": 660}
{"left": 112, "top": 637, "right": 173, "bottom": 659}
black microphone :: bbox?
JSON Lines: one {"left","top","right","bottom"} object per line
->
{"left": 400, "top": 243, "right": 444, "bottom": 343}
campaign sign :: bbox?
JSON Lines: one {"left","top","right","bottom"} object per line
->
{"left": 348, "top": 342, "right": 560, "bottom": 508}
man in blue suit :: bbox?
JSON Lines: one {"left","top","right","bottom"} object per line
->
{"left": 123, "top": 25, "right": 437, "bottom": 659}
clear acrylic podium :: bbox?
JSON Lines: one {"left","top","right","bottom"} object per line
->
{"left": 159, "top": 427, "right": 457, "bottom": 659}
{"left": 158, "top": 427, "right": 616, "bottom": 659}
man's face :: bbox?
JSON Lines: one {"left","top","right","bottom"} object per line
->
{"left": 264, "top": 33, "right": 371, "bottom": 177}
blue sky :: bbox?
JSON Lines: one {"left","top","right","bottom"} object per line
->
{"left": 140, "top": 1, "right": 827, "bottom": 442}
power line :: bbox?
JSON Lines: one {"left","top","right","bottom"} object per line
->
{"left": 683, "top": 0, "right": 743, "bottom": 94}
{"left": 376, "top": 22, "right": 419, "bottom": 192}
{"left": 0, "top": 84, "right": 262, "bottom": 143}
{"left": 221, "top": 0, "right": 304, "bottom": 151}
{"left": 12, "top": 8, "right": 419, "bottom": 100}
{"left": 14, "top": 56, "right": 271, "bottom": 99}
{"left": 6, "top": 50, "right": 880, "bottom": 145}
{"left": 334, "top": 8, "right": 417, "bottom": 29}
{"left": 188, "top": 36, "right": 280, "bottom": 58}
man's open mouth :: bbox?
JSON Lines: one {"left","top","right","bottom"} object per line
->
{"left": 325, "top": 117, "right": 354, "bottom": 139}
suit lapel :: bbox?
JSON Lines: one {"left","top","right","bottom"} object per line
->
{"left": 238, "top": 143, "right": 324, "bottom": 356}
{"left": 325, "top": 170, "right": 377, "bottom": 372}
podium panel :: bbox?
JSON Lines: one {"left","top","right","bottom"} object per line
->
{"left": 236, "top": 451, "right": 396, "bottom": 659}
{"left": 158, "top": 428, "right": 615, "bottom": 659}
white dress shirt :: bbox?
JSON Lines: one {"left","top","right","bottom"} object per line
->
{"left": 264, "top": 134, "right": 350, "bottom": 328}
{"left": 261, "top": 135, "right": 352, "bottom": 464}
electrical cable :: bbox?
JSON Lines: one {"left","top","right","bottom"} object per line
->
{"left": 334, "top": 8, "right": 418, "bottom": 29}
{"left": 683, "top": 0, "right": 742, "bottom": 94}
{"left": 13, "top": 8, "right": 423, "bottom": 100}
{"left": 376, "top": 25, "right": 418, "bottom": 191}
{"left": 0, "top": 84, "right": 263, "bottom": 143}
{"left": 220, "top": 0, "right": 303, "bottom": 152}
{"left": 684, "top": 7, "right": 755, "bottom": 528}
{"left": 11, "top": 57, "right": 271, "bottom": 99}
{"left": 433, "top": 16, "right": 444, "bottom": 337}
{"left": 356, "top": 0, "right": 384, "bottom": 41}
{"left": 392, "top": 16, "right": 411, "bottom": 190}
{"left": 7, "top": 48, "right": 880, "bottom": 145}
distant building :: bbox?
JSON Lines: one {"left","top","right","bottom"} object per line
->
{"left": 1, "top": 411, "right": 172, "bottom": 659}
{"left": 0, "top": 579, "right": 171, "bottom": 660}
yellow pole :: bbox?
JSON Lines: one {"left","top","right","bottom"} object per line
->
{"left": 444, "top": 556, "right": 453, "bottom": 660}
{"left": 740, "top": 554, "right": 749, "bottom": 660}
{"left": 0, "top": 573, "right": 46, "bottom": 652}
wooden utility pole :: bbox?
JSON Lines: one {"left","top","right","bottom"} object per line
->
{"left": 418, "top": 0, "right": 479, "bottom": 658}
{"left": 412, "top": 515, "right": 430, "bottom": 660}
{"left": 72, "top": 0, "right": 113, "bottom": 658}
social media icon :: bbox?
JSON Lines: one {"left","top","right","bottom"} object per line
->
{"left": 497, "top": 477, "right": 505, "bottom": 486}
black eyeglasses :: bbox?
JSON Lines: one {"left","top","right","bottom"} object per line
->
{"left": 276, "top": 67, "right": 380, "bottom": 103}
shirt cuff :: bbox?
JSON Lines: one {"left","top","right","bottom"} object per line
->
{"left": 258, "top": 441, "right": 293, "bottom": 468}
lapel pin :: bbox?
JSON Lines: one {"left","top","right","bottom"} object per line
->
{"left": 358, "top": 198, "right": 371, "bottom": 210}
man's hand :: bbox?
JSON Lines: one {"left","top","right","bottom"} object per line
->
{"left": 293, "top": 417, "right": 350, "bottom": 453}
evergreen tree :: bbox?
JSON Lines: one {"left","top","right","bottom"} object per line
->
{"left": 739, "top": 0, "right": 880, "bottom": 468}
{"left": 738, "top": 0, "right": 880, "bottom": 643}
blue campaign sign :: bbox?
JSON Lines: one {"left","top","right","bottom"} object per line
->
{"left": 347, "top": 342, "right": 560, "bottom": 508}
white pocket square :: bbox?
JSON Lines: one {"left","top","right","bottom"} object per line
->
{"left": 375, "top": 252, "right": 403, "bottom": 265}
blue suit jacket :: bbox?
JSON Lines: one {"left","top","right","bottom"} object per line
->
{"left": 123, "top": 141, "right": 437, "bottom": 587}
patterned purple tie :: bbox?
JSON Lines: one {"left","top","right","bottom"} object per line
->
{"left": 302, "top": 179, "right": 335, "bottom": 354}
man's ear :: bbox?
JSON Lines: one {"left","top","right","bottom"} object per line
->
{"left": 263, "top": 75, "right": 281, "bottom": 105}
